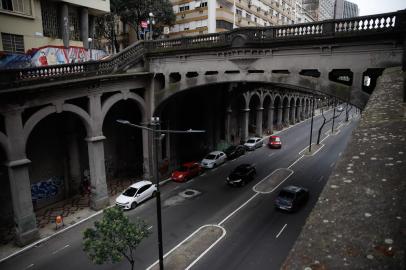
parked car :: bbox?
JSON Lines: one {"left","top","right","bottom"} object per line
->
{"left": 244, "top": 137, "right": 263, "bottom": 150}
{"left": 275, "top": 185, "right": 309, "bottom": 212}
{"left": 115, "top": 180, "right": 157, "bottom": 210}
{"left": 268, "top": 135, "right": 282, "bottom": 149}
{"left": 201, "top": 151, "right": 227, "bottom": 169}
{"left": 171, "top": 162, "right": 202, "bottom": 182}
{"left": 226, "top": 164, "right": 256, "bottom": 186}
{"left": 224, "top": 145, "right": 246, "bottom": 159}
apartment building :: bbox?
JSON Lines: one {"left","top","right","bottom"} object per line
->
{"left": 169, "top": 0, "right": 301, "bottom": 38}
{"left": 0, "top": 0, "right": 110, "bottom": 67}
{"left": 343, "top": 0, "right": 359, "bottom": 18}
{"left": 302, "top": 0, "right": 335, "bottom": 21}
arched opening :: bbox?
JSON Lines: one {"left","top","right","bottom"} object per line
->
{"left": 103, "top": 100, "right": 144, "bottom": 184}
{"left": 248, "top": 93, "right": 261, "bottom": 136}
{"left": 26, "top": 112, "right": 89, "bottom": 212}
{"left": 263, "top": 95, "right": 272, "bottom": 133}
{"left": 0, "top": 146, "right": 13, "bottom": 245}
{"left": 230, "top": 94, "right": 246, "bottom": 145}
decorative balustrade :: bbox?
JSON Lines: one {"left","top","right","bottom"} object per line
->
{"left": 1, "top": 10, "right": 405, "bottom": 89}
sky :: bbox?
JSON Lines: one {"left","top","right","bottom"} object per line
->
{"left": 350, "top": 0, "right": 406, "bottom": 16}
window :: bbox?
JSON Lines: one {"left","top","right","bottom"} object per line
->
{"left": 0, "top": 0, "right": 32, "bottom": 16}
{"left": 200, "top": 1, "right": 207, "bottom": 8}
{"left": 246, "top": 13, "right": 251, "bottom": 21}
{"left": 1, "top": 33, "right": 24, "bottom": 53}
{"left": 236, "top": 8, "right": 242, "bottom": 16}
{"left": 179, "top": 5, "right": 189, "bottom": 12}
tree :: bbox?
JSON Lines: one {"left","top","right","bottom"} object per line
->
{"left": 83, "top": 207, "right": 151, "bottom": 270}
{"left": 96, "top": 0, "right": 176, "bottom": 48}
{"left": 316, "top": 103, "right": 344, "bottom": 145}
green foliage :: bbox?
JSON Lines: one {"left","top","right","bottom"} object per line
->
{"left": 83, "top": 207, "right": 151, "bottom": 269}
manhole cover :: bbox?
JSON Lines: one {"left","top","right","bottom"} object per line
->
{"left": 179, "top": 189, "right": 201, "bottom": 199}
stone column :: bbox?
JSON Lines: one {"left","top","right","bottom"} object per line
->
{"left": 225, "top": 107, "right": 232, "bottom": 144}
{"left": 267, "top": 107, "right": 274, "bottom": 134}
{"left": 242, "top": 108, "right": 250, "bottom": 142}
{"left": 86, "top": 136, "right": 109, "bottom": 210}
{"left": 277, "top": 107, "right": 283, "bottom": 130}
{"left": 80, "top": 7, "right": 89, "bottom": 49}
{"left": 5, "top": 110, "right": 39, "bottom": 246}
{"left": 283, "top": 106, "right": 290, "bottom": 126}
{"left": 255, "top": 107, "right": 263, "bottom": 136}
{"left": 296, "top": 105, "right": 302, "bottom": 121}
{"left": 290, "top": 105, "right": 296, "bottom": 124}
{"left": 66, "top": 119, "right": 81, "bottom": 196}
{"left": 87, "top": 94, "right": 109, "bottom": 210}
{"left": 59, "top": 3, "right": 69, "bottom": 48}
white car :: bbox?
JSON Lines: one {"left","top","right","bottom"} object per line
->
{"left": 244, "top": 137, "right": 263, "bottom": 150}
{"left": 115, "top": 180, "right": 157, "bottom": 210}
{"left": 201, "top": 151, "right": 227, "bottom": 169}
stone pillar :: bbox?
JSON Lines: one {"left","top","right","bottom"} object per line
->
{"left": 67, "top": 129, "right": 81, "bottom": 196}
{"left": 267, "top": 107, "right": 274, "bottom": 134}
{"left": 277, "top": 107, "right": 283, "bottom": 130}
{"left": 242, "top": 108, "right": 250, "bottom": 142}
{"left": 255, "top": 107, "right": 263, "bottom": 136}
{"left": 59, "top": 3, "right": 69, "bottom": 48}
{"left": 86, "top": 136, "right": 109, "bottom": 210}
{"left": 80, "top": 7, "right": 89, "bottom": 49}
{"left": 290, "top": 105, "right": 296, "bottom": 124}
{"left": 225, "top": 107, "right": 232, "bottom": 143}
{"left": 283, "top": 106, "right": 290, "bottom": 126}
{"left": 5, "top": 111, "right": 39, "bottom": 246}
{"left": 296, "top": 105, "right": 302, "bottom": 121}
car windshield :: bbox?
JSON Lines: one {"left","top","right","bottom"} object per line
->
{"left": 205, "top": 154, "right": 216, "bottom": 160}
{"left": 278, "top": 190, "right": 295, "bottom": 200}
{"left": 123, "top": 187, "right": 138, "bottom": 197}
{"left": 234, "top": 166, "right": 248, "bottom": 174}
{"left": 247, "top": 139, "right": 255, "bottom": 143}
{"left": 176, "top": 166, "right": 188, "bottom": 172}
{"left": 271, "top": 137, "right": 280, "bottom": 142}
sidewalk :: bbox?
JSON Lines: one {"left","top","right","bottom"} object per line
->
{"left": 0, "top": 177, "right": 135, "bottom": 262}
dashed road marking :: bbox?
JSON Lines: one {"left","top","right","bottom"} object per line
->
{"left": 276, "top": 224, "right": 287, "bottom": 238}
{"left": 330, "top": 162, "right": 335, "bottom": 168}
{"left": 25, "top": 264, "right": 34, "bottom": 269}
{"left": 318, "top": 176, "right": 324, "bottom": 182}
{"left": 268, "top": 153, "right": 275, "bottom": 157}
{"left": 52, "top": 244, "right": 70, "bottom": 255}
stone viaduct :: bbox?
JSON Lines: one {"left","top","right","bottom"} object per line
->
{"left": 0, "top": 10, "right": 405, "bottom": 245}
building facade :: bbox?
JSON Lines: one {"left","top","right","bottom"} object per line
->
{"left": 343, "top": 0, "right": 359, "bottom": 18}
{"left": 302, "top": 0, "right": 335, "bottom": 21}
{"left": 169, "top": 0, "right": 302, "bottom": 38}
{"left": 0, "top": 0, "right": 110, "bottom": 67}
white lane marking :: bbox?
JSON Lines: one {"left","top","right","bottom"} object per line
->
{"left": 218, "top": 193, "right": 259, "bottom": 226}
{"left": 318, "top": 176, "right": 324, "bottom": 182}
{"left": 201, "top": 173, "right": 206, "bottom": 176}
{"left": 330, "top": 162, "right": 335, "bottom": 168}
{"left": 25, "top": 264, "right": 34, "bottom": 269}
{"left": 268, "top": 153, "right": 275, "bottom": 157}
{"left": 146, "top": 225, "right": 226, "bottom": 270}
{"left": 212, "top": 168, "right": 218, "bottom": 171}
{"left": 52, "top": 244, "right": 70, "bottom": 255}
{"left": 147, "top": 226, "right": 153, "bottom": 230}
{"left": 288, "top": 155, "right": 304, "bottom": 169}
{"left": 338, "top": 152, "right": 342, "bottom": 157}
{"left": 276, "top": 224, "right": 287, "bottom": 238}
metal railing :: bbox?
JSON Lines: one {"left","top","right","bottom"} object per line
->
{"left": 1, "top": 10, "right": 405, "bottom": 89}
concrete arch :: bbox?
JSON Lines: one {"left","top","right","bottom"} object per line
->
{"left": 0, "top": 131, "right": 10, "bottom": 159}
{"left": 101, "top": 92, "right": 146, "bottom": 122}
{"left": 23, "top": 104, "right": 92, "bottom": 151}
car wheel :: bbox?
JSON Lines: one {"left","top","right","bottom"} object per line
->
{"left": 131, "top": 202, "right": 138, "bottom": 209}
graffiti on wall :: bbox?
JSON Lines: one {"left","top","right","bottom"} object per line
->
{"left": 0, "top": 46, "right": 108, "bottom": 69}
{"left": 31, "top": 176, "right": 63, "bottom": 203}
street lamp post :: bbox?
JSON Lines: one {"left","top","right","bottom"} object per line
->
{"left": 116, "top": 118, "right": 205, "bottom": 270}
{"left": 87, "top": 37, "right": 92, "bottom": 60}
{"left": 308, "top": 96, "right": 315, "bottom": 152}
{"left": 148, "top": 12, "right": 155, "bottom": 40}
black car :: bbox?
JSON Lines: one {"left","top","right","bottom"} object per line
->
{"left": 226, "top": 164, "right": 256, "bottom": 186}
{"left": 224, "top": 145, "right": 246, "bottom": 159}
{"left": 275, "top": 185, "right": 309, "bottom": 212}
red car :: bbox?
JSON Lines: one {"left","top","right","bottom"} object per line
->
{"left": 268, "top": 135, "right": 282, "bottom": 149}
{"left": 171, "top": 162, "right": 203, "bottom": 182}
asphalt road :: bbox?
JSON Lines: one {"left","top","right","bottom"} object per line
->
{"left": 0, "top": 107, "right": 357, "bottom": 270}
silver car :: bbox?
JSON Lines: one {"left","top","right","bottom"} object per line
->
{"left": 244, "top": 137, "right": 263, "bottom": 151}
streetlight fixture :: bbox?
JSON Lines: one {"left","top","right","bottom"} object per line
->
{"left": 116, "top": 118, "right": 205, "bottom": 270}
{"left": 87, "top": 37, "right": 93, "bottom": 61}
{"left": 147, "top": 12, "right": 155, "bottom": 40}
